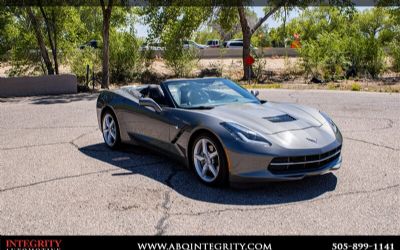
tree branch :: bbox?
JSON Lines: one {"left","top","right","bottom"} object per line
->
{"left": 100, "top": 0, "right": 106, "bottom": 12}
{"left": 250, "top": 5, "right": 281, "bottom": 35}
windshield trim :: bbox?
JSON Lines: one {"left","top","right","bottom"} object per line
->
{"left": 162, "top": 78, "right": 260, "bottom": 109}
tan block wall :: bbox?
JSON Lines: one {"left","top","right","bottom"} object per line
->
{"left": 0, "top": 74, "right": 77, "bottom": 97}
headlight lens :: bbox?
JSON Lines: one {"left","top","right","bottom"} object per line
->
{"left": 221, "top": 122, "right": 271, "bottom": 145}
{"left": 319, "top": 111, "right": 338, "bottom": 133}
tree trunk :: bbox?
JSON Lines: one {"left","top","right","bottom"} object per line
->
{"left": 101, "top": 0, "right": 113, "bottom": 89}
{"left": 27, "top": 7, "right": 54, "bottom": 75}
{"left": 237, "top": 5, "right": 281, "bottom": 80}
{"left": 39, "top": 6, "right": 59, "bottom": 74}
{"left": 238, "top": 6, "right": 253, "bottom": 81}
{"left": 51, "top": 9, "right": 59, "bottom": 74}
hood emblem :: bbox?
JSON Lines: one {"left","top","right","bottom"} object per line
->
{"left": 306, "top": 137, "right": 317, "bottom": 143}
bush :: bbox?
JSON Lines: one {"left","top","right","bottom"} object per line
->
{"left": 69, "top": 47, "right": 101, "bottom": 83}
{"left": 360, "top": 38, "right": 385, "bottom": 78}
{"left": 351, "top": 82, "right": 361, "bottom": 91}
{"left": 299, "top": 32, "right": 348, "bottom": 81}
{"left": 389, "top": 40, "right": 400, "bottom": 72}
{"left": 299, "top": 31, "right": 386, "bottom": 81}
{"left": 70, "top": 31, "right": 140, "bottom": 84}
{"left": 163, "top": 42, "right": 199, "bottom": 77}
{"left": 109, "top": 31, "right": 140, "bottom": 83}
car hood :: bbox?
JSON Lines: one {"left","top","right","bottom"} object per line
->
{"left": 207, "top": 102, "right": 325, "bottom": 135}
{"left": 204, "top": 102, "right": 337, "bottom": 149}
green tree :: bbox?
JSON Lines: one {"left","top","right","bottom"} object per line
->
{"left": 0, "top": 7, "right": 13, "bottom": 60}
{"left": 143, "top": 5, "right": 213, "bottom": 76}
{"left": 26, "top": 7, "right": 55, "bottom": 75}
{"left": 297, "top": 6, "right": 390, "bottom": 80}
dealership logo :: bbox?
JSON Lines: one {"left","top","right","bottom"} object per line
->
{"left": 5, "top": 239, "right": 62, "bottom": 250}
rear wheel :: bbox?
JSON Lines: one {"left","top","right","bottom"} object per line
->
{"left": 191, "top": 134, "right": 228, "bottom": 186}
{"left": 102, "top": 111, "right": 121, "bottom": 149}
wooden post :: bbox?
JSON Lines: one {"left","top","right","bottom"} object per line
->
{"left": 86, "top": 64, "right": 90, "bottom": 87}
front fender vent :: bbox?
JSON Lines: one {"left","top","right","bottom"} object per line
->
{"left": 263, "top": 114, "right": 296, "bottom": 123}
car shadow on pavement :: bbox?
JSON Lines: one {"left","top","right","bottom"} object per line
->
{"left": 30, "top": 93, "right": 98, "bottom": 105}
{"left": 79, "top": 143, "right": 338, "bottom": 206}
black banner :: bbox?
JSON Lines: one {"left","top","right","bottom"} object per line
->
{"left": 1, "top": 236, "right": 399, "bottom": 250}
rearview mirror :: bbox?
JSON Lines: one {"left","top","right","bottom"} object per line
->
{"left": 139, "top": 97, "right": 162, "bottom": 113}
{"left": 250, "top": 90, "right": 259, "bottom": 97}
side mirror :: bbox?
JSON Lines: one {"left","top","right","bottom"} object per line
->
{"left": 139, "top": 97, "right": 162, "bottom": 113}
{"left": 250, "top": 90, "right": 259, "bottom": 97}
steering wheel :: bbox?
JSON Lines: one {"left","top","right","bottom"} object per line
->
{"left": 187, "top": 89, "right": 210, "bottom": 106}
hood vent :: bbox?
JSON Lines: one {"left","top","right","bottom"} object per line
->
{"left": 264, "top": 114, "right": 296, "bottom": 123}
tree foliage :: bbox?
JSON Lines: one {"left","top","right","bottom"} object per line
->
{"left": 142, "top": 5, "right": 213, "bottom": 76}
{"left": 293, "top": 7, "right": 393, "bottom": 80}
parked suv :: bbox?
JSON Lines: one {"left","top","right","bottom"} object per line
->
{"left": 224, "top": 39, "right": 257, "bottom": 50}
{"left": 183, "top": 40, "right": 207, "bottom": 49}
{"left": 206, "top": 39, "right": 220, "bottom": 48}
{"left": 224, "top": 40, "right": 243, "bottom": 48}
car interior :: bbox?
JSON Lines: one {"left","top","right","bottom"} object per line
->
{"left": 139, "top": 85, "right": 169, "bottom": 107}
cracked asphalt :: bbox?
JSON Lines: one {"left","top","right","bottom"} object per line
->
{"left": 0, "top": 90, "right": 399, "bottom": 235}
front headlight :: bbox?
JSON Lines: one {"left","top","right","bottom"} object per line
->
{"left": 221, "top": 122, "right": 271, "bottom": 145}
{"left": 319, "top": 111, "right": 338, "bottom": 133}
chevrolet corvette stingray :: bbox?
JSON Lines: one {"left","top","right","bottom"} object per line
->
{"left": 96, "top": 77, "right": 342, "bottom": 186}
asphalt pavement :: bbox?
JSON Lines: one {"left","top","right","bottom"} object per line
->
{"left": 0, "top": 89, "right": 399, "bottom": 235}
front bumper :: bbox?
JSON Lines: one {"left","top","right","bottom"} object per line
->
{"left": 225, "top": 140, "right": 342, "bottom": 184}
{"left": 229, "top": 154, "right": 341, "bottom": 184}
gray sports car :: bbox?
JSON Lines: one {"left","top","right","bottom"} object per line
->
{"left": 96, "top": 77, "right": 342, "bottom": 186}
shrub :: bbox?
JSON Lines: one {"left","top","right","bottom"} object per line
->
{"left": 351, "top": 82, "right": 361, "bottom": 91}
{"left": 69, "top": 47, "right": 101, "bottom": 83}
{"left": 252, "top": 52, "right": 267, "bottom": 83}
{"left": 163, "top": 41, "right": 199, "bottom": 77}
{"left": 361, "top": 38, "right": 385, "bottom": 78}
{"left": 299, "top": 32, "right": 348, "bottom": 81}
{"left": 327, "top": 83, "right": 338, "bottom": 90}
{"left": 109, "top": 31, "right": 140, "bottom": 83}
{"left": 300, "top": 31, "right": 386, "bottom": 81}
{"left": 389, "top": 40, "right": 400, "bottom": 72}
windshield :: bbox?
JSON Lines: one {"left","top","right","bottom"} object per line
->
{"left": 165, "top": 78, "right": 260, "bottom": 108}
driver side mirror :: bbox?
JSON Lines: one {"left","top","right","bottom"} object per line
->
{"left": 139, "top": 97, "right": 162, "bottom": 113}
{"left": 250, "top": 90, "right": 259, "bottom": 97}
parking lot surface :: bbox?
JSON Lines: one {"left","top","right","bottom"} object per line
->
{"left": 0, "top": 89, "right": 399, "bottom": 235}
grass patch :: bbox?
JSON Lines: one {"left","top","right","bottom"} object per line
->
{"left": 351, "top": 82, "right": 361, "bottom": 91}
{"left": 327, "top": 83, "right": 339, "bottom": 90}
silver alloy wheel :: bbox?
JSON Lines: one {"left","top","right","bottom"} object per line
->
{"left": 102, "top": 113, "right": 117, "bottom": 147}
{"left": 193, "top": 138, "right": 220, "bottom": 182}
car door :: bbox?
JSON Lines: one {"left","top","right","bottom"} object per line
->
{"left": 123, "top": 87, "right": 181, "bottom": 155}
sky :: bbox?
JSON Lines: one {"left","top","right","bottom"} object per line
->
{"left": 134, "top": 6, "right": 372, "bottom": 39}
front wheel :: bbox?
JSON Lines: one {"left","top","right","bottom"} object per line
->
{"left": 191, "top": 134, "right": 228, "bottom": 186}
{"left": 102, "top": 111, "right": 121, "bottom": 149}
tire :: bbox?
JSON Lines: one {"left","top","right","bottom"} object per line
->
{"left": 190, "top": 133, "right": 228, "bottom": 187}
{"left": 101, "top": 110, "right": 121, "bottom": 149}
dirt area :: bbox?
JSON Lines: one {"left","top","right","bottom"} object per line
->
{"left": 138, "top": 57, "right": 400, "bottom": 93}
{"left": 0, "top": 62, "right": 11, "bottom": 77}
{"left": 2, "top": 58, "right": 400, "bottom": 93}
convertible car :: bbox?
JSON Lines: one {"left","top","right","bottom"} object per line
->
{"left": 96, "top": 77, "right": 342, "bottom": 186}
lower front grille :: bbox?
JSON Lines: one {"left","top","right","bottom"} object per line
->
{"left": 269, "top": 146, "right": 342, "bottom": 174}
